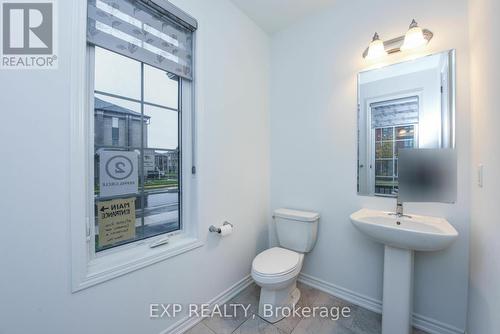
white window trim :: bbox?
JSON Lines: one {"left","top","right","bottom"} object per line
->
{"left": 69, "top": 0, "right": 201, "bottom": 292}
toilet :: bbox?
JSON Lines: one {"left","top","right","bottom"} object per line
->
{"left": 251, "top": 208, "right": 319, "bottom": 323}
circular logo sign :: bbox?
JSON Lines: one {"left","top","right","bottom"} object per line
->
{"left": 105, "top": 155, "right": 134, "bottom": 180}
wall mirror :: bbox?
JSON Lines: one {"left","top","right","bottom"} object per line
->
{"left": 357, "top": 50, "right": 455, "bottom": 197}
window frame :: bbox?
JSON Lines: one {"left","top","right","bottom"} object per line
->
{"left": 70, "top": 1, "right": 201, "bottom": 292}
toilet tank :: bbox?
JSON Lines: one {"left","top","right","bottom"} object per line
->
{"left": 274, "top": 208, "right": 319, "bottom": 253}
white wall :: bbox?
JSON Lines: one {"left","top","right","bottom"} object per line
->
{"left": 270, "top": 0, "right": 470, "bottom": 331}
{"left": 468, "top": 0, "right": 500, "bottom": 332}
{"left": 0, "top": 0, "right": 270, "bottom": 333}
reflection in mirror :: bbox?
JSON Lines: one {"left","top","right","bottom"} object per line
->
{"left": 357, "top": 50, "right": 455, "bottom": 197}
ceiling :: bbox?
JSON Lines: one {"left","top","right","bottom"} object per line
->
{"left": 230, "top": 0, "right": 335, "bottom": 34}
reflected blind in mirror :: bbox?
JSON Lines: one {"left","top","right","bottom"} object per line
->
{"left": 370, "top": 97, "right": 419, "bottom": 128}
{"left": 87, "top": 0, "right": 196, "bottom": 79}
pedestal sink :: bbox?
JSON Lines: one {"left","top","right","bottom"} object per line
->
{"left": 350, "top": 208, "right": 458, "bottom": 334}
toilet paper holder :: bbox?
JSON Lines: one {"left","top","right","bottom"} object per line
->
{"left": 209, "top": 221, "right": 233, "bottom": 233}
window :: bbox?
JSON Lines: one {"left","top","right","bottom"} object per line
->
{"left": 70, "top": 0, "right": 200, "bottom": 291}
{"left": 93, "top": 46, "right": 181, "bottom": 252}
{"left": 86, "top": 0, "right": 197, "bottom": 254}
{"left": 111, "top": 117, "right": 119, "bottom": 146}
{"left": 370, "top": 97, "right": 419, "bottom": 196}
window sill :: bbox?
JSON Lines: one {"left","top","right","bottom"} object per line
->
{"left": 73, "top": 235, "right": 204, "bottom": 292}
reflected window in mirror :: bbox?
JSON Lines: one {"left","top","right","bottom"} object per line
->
{"left": 372, "top": 97, "right": 419, "bottom": 195}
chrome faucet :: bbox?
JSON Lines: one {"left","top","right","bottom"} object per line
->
{"left": 389, "top": 190, "right": 412, "bottom": 218}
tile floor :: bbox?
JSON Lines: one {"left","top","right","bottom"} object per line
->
{"left": 185, "top": 282, "right": 429, "bottom": 334}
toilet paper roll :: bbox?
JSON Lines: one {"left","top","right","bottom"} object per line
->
{"left": 219, "top": 224, "right": 233, "bottom": 237}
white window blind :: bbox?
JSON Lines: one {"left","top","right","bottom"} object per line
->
{"left": 87, "top": 0, "right": 196, "bottom": 79}
{"left": 371, "top": 96, "right": 419, "bottom": 128}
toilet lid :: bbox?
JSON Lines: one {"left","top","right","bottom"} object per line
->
{"left": 252, "top": 247, "right": 301, "bottom": 276}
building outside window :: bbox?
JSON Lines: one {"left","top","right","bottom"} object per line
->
{"left": 94, "top": 98, "right": 147, "bottom": 149}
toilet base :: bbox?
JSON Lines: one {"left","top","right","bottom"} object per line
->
{"left": 257, "top": 281, "right": 301, "bottom": 323}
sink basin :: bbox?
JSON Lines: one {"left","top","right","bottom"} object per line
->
{"left": 350, "top": 208, "right": 458, "bottom": 251}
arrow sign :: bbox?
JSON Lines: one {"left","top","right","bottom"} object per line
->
{"left": 97, "top": 197, "right": 136, "bottom": 248}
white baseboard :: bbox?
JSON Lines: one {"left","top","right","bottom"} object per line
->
{"left": 298, "top": 273, "right": 465, "bottom": 334}
{"left": 299, "top": 273, "right": 382, "bottom": 314}
{"left": 160, "top": 275, "right": 254, "bottom": 334}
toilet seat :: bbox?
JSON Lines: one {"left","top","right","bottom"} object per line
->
{"left": 252, "top": 247, "right": 303, "bottom": 280}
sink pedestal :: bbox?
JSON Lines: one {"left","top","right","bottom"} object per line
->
{"left": 382, "top": 245, "right": 414, "bottom": 334}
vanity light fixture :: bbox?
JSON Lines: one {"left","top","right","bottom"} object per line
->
{"left": 365, "top": 33, "right": 388, "bottom": 60}
{"left": 362, "top": 19, "right": 433, "bottom": 59}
